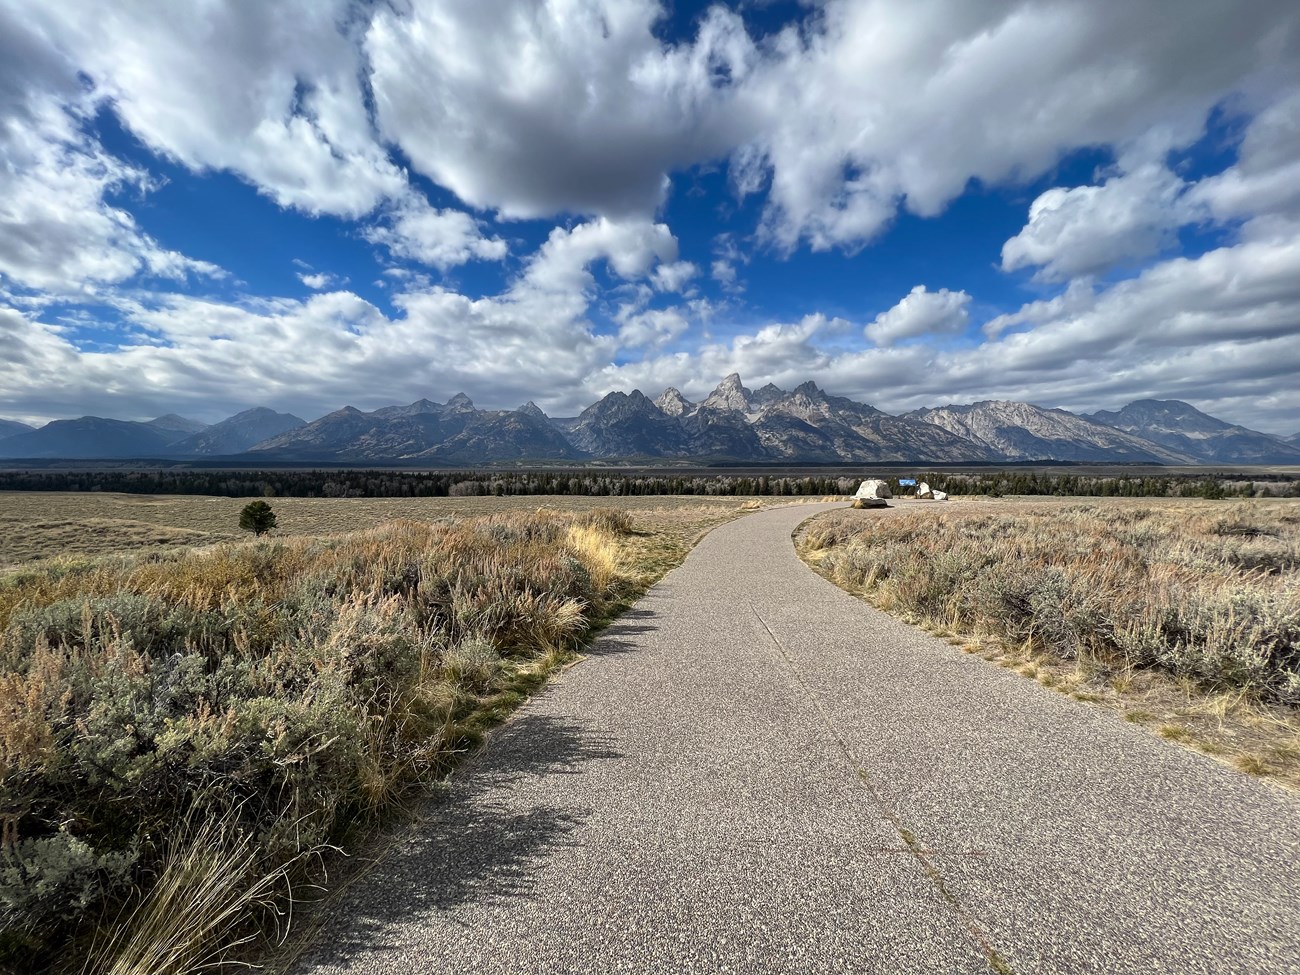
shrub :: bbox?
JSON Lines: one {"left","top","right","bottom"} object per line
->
{"left": 0, "top": 509, "right": 633, "bottom": 972}
{"left": 808, "top": 502, "right": 1300, "bottom": 704}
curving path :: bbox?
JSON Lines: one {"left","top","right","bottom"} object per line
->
{"left": 296, "top": 503, "right": 1300, "bottom": 975}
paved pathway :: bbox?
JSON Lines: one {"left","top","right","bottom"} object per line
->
{"left": 297, "top": 503, "right": 1300, "bottom": 974}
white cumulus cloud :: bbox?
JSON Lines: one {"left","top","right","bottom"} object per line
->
{"left": 1187, "top": 87, "right": 1300, "bottom": 234}
{"left": 523, "top": 218, "right": 679, "bottom": 297}
{"left": 1001, "top": 163, "right": 1192, "bottom": 280}
{"left": 0, "top": 7, "right": 222, "bottom": 296}
{"left": 18, "top": 0, "right": 407, "bottom": 218}
{"left": 732, "top": 0, "right": 1297, "bottom": 251}
{"left": 364, "top": 0, "right": 755, "bottom": 219}
{"left": 651, "top": 260, "right": 698, "bottom": 293}
{"left": 297, "top": 271, "right": 343, "bottom": 290}
{"left": 364, "top": 197, "right": 507, "bottom": 270}
{"left": 866, "top": 286, "right": 971, "bottom": 346}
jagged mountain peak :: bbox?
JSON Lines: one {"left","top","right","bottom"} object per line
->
{"left": 1089, "top": 398, "right": 1228, "bottom": 430}
{"left": 517, "top": 401, "right": 547, "bottom": 419}
{"left": 372, "top": 398, "right": 440, "bottom": 419}
{"left": 950, "top": 399, "right": 1028, "bottom": 411}
{"left": 910, "top": 400, "right": 1194, "bottom": 463}
{"left": 655, "top": 387, "right": 692, "bottom": 417}
{"left": 566, "top": 387, "right": 684, "bottom": 457}
{"left": 579, "top": 389, "right": 661, "bottom": 415}
{"left": 701, "top": 374, "right": 752, "bottom": 413}
{"left": 9, "top": 382, "right": 1289, "bottom": 465}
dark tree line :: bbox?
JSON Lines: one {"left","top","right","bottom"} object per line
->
{"left": 0, "top": 468, "right": 1295, "bottom": 498}
{"left": 918, "top": 471, "right": 1297, "bottom": 499}
{"left": 0, "top": 469, "right": 859, "bottom": 497}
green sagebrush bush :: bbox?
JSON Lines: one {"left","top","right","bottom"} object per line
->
{"left": 1, "top": 831, "right": 138, "bottom": 936}
{"left": 812, "top": 504, "right": 1300, "bottom": 704}
{"left": 0, "top": 510, "right": 630, "bottom": 973}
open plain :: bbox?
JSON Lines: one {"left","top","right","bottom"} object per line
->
{"left": 0, "top": 492, "right": 756, "bottom": 571}
{"left": 2, "top": 492, "right": 1298, "bottom": 974}
{"left": 289, "top": 501, "right": 1300, "bottom": 975}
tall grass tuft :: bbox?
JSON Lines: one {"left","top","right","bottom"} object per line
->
{"left": 0, "top": 509, "right": 635, "bottom": 973}
{"left": 804, "top": 502, "right": 1300, "bottom": 704}
{"left": 80, "top": 803, "right": 304, "bottom": 975}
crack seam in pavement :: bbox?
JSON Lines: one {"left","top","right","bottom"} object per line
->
{"left": 749, "top": 601, "right": 1015, "bottom": 975}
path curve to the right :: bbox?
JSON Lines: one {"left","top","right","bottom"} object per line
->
{"left": 298, "top": 502, "right": 1300, "bottom": 975}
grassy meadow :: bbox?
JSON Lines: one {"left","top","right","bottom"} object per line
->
{"left": 0, "top": 492, "right": 750, "bottom": 974}
{"left": 10, "top": 488, "right": 1297, "bottom": 971}
{"left": 802, "top": 497, "right": 1300, "bottom": 786}
{"left": 0, "top": 492, "right": 757, "bottom": 571}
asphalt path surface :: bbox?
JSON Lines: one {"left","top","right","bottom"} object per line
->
{"left": 296, "top": 502, "right": 1300, "bottom": 974}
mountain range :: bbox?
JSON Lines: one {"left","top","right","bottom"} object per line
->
{"left": 1, "top": 376, "right": 1297, "bottom": 465}
{"left": 0, "top": 408, "right": 305, "bottom": 459}
{"left": 1085, "top": 400, "right": 1300, "bottom": 465}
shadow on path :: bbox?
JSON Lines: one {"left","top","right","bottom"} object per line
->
{"left": 297, "top": 715, "right": 622, "bottom": 970}
{"left": 584, "top": 606, "right": 659, "bottom": 657}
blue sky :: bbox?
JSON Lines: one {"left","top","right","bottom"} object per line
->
{"left": 1, "top": 0, "right": 1298, "bottom": 434}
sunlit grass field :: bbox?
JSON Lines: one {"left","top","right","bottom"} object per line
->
{"left": 802, "top": 497, "right": 1300, "bottom": 789}
{"left": 10, "top": 489, "right": 1296, "bottom": 972}
{"left": 0, "top": 492, "right": 754, "bottom": 570}
{"left": 0, "top": 492, "right": 753, "bottom": 974}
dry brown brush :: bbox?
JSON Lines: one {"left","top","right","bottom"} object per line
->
{"left": 0, "top": 510, "right": 633, "bottom": 973}
{"left": 804, "top": 504, "right": 1300, "bottom": 705}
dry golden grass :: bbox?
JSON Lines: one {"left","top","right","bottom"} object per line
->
{"left": 0, "top": 492, "right": 752, "bottom": 569}
{"left": 802, "top": 496, "right": 1300, "bottom": 790}
{"left": 0, "top": 494, "right": 755, "bottom": 974}
{"left": 80, "top": 804, "right": 303, "bottom": 975}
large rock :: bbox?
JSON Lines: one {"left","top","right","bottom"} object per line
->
{"left": 933, "top": 490, "right": 948, "bottom": 501}
{"left": 917, "top": 481, "right": 933, "bottom": 499}
{"left": 854, "top": 478, "right": 892, "bottom": 500}
{"left": 851, "top": 497, "right": 888, "bottom": 509}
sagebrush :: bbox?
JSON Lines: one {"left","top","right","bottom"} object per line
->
{"left": 804, "top": 503, "right": 1300, "bottom": 704}
{"left": 0, "top": 509, "right": 634, "bottom": 972}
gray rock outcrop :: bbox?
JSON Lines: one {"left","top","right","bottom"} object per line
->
{"left": 854, "top": 478, "right": 892, "bottom": 500}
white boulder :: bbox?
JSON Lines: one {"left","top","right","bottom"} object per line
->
{"left": 916, "top": 481, "right": 933, "bottom": 499}
{"left": 852, "top": 497, "right": 887, "bottom": 509}
{"left": 933, "top": 490, "right": 948, "bottom": 501}
{"left": 854, "top": 478, "right": 892, "bottom": 500}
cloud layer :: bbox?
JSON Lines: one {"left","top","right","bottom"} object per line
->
{"left": 1, "top": 0, "right": 1299, "bottom": 434}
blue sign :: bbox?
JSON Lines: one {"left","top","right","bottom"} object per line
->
{"left": 899, "top": 478, "right": 917, "bottom": 486}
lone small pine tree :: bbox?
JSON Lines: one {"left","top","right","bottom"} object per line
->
{"left": 239, "top": 500, "right": 277, "bottom": 536}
